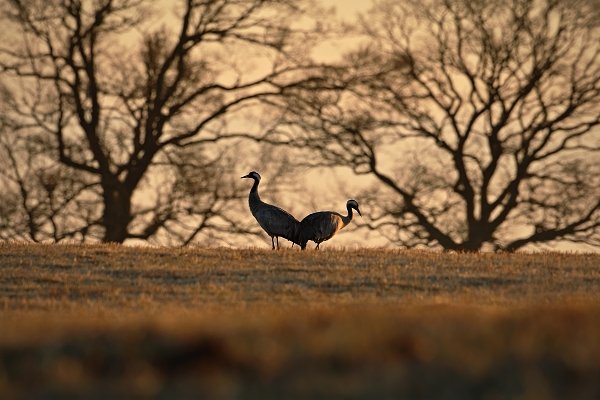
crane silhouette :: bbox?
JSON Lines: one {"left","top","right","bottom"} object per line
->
{"left": 241, "top": 171, "right": 300, "bottom": 249}
{"left": 297, "top": 199, "right": 361, "bottom": 250}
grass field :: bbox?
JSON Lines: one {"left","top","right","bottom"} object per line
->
{"left": 1, "top": 243, "right": 599, "bottom": 399}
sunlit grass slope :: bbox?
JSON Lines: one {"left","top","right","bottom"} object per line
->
{"left": 1, "top": 243, "right": 599, "bottom": 398}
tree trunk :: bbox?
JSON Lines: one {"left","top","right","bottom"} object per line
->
{"left": 456, "top": 243, "right": 483, "bottom": 252}
{"left": 101, "top": 178, "right": 132, "bottom": 243}
{"left": 457, "top": 222, "right": 491, "bottom": 252}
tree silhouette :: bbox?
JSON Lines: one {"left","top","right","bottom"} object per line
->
{"left": 0, "top": 0, "right": 319, "bottom": 243}
{"left": 276, "top": 0, "right": 600, "bottom": 251}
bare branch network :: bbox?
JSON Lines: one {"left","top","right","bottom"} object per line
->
{"left": 0, "top": 0, "right": 323, "bottom": 244}
{"left": 270, "top": 0, "right": 600, "bottom": 251}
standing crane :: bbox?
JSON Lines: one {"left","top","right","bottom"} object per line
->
{"left": 241, "top": 171, "right": 300, "bottom": 249}
{"left": 297, "top": 199, "right": 361, "bottom": 250}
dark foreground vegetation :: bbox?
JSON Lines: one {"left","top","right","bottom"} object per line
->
{"left": 0, "top": 244, "right": 599, "bottom": 398}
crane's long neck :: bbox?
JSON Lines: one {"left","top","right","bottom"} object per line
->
{"left": 342, "top": 204, "right": 354, "bottom": 227}
{"left": 249, "top": 178, "right": 261, "bottom": 204}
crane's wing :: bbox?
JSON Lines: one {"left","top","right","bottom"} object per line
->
{"left": 299, "top": 212, "right": 343, "bottom": 243}
{"left": 254, "top": 204, "right": 299, "bottom": 241}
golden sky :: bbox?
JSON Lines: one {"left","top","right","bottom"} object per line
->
{"left": 320, "top": 0, "right": 373, "bottom": 19}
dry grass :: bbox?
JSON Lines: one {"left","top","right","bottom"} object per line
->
{"left": 1, "top": 243, "right": 599, "bottom": 398}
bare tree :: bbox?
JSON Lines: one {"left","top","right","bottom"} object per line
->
{"left": 0, "top": 0, "right": 320, "bottom": 243}
{"left": 274, "top": 0, "right": 600, "bottom": 251}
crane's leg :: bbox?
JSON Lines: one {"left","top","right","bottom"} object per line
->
{"left": 271, "top": 236, "right": 275, "bottom": 250}
{"left": 315, "top": 243, "right": 320, "bottom": 250}
{"left": 276, "top": 236, "right": 280, "bottom": 250}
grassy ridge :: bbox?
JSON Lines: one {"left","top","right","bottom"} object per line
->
{"left": 1, "top": 244, "right": 599, "bottom": 398}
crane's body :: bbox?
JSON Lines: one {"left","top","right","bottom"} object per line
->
{"left": 298, "top": 200, "right": 361, "bottom": 250}
{"left": 242, "top": 171, "right": 299, "bottom": 249}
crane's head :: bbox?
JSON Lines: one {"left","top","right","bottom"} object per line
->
{"left": 241, "top": 171, "right": 261, "bottom": 181}
{"left": 347, "top": 199, "right": 361, "bottom": 216}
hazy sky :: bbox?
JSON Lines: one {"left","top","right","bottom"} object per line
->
{"left": 320, "top": 0, "right": 374, "bottom": 19}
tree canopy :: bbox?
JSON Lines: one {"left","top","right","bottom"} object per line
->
{"left": 274, "top": 0, "right": 600, "bottom": 251}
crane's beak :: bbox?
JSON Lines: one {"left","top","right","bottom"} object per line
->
{"left": 356, "top": 207, "right": 362, "bottom": 216}
{"left": 241, "top": 174, "right": 250, "bottom": 179}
